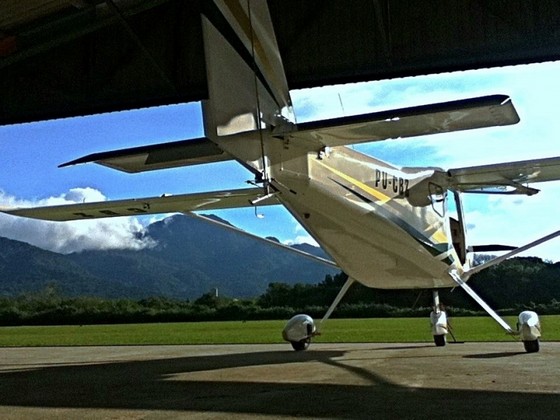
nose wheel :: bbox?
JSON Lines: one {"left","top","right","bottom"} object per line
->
{"left": 290, "top": 338, "right": 312, "bottom": 351}
{"left": 433, "top": 334, "right": 446, "bottom": 347}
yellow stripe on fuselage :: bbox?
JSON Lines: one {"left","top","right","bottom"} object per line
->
{"left": 425, "top": 220, "right": 448, "bottom": 244}
{"left": 317, "top": 159, "right": 450, "bottom": 247}
{"left": 315, "top": 159, "right": 392, "bottom": 204}
{"left": 431, "top": 229, "right": 448, "bottom": 244}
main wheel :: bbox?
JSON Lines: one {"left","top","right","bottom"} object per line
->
{"left": 290, "top": 338, "right": 311, "bottom": 351}
{"left": 433, "top": 334, "right": 446, "bottom": 347}
{"left": 523, "top": 339, "right": 540, "bottom": 353}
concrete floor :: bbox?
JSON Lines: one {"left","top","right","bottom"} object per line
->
{"left": 0, "top": 342, "right": 558, "bottom": 419}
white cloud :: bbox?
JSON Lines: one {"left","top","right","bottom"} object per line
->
{"left": 283, "top": 235, "right": 320, "bottom": 247}
{"left": 293, "top": 235, "right": 320, "bottom": 247}
{"left": 281, "top": 222, "right": 320, "bottom": 247}
{"left": 0, "top": 188, "right": 156, "bottom": 254}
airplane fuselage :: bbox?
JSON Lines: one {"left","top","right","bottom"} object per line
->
{"left": 214, "top": 131, "right": 465, "bottom": 290}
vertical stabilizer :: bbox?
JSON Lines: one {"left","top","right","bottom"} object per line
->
{"left": 201, "top": 0, "right": 295, "bottom": 139}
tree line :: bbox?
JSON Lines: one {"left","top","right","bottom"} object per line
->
{"left": 0, "top": 257, "right": 559, "bottom": 326}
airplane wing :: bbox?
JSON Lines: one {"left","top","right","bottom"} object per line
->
{"left": 0, "top": 188, "right": 277, "bottom": 222}
{"left": 447, "top": 156, "right": 560, "bottom": 194}
{"left": 59, "top": 137, "right": 233, "bottom": 173}
{"left": 290, "top": 95, "right": 519, "bottom": 148}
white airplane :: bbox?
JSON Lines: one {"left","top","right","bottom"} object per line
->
{"left": 2, "top": 0, "right": 559, "bottom": 352}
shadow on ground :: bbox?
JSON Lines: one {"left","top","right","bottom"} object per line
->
{"left": 463, "top": 351, "right": 527, "bottom": 359}
{"left": 0, "top": 347, "right": 558, "bottom": 419}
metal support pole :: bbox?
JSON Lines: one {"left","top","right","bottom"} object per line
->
{"left": 432, "top": 290, "right": 440, "bottom": 313}
{"left": 319, "top": 277, "right": 356, "bottom": 330}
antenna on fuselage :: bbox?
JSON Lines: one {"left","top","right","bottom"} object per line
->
{"left": 338, "top": 93, "right": 346, "bottom": 116}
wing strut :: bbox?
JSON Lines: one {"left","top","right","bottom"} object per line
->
{"left": 465, "top": 228, "right": 560, "bottom": 278}
{"left": 189, "top": 213, "right": 338, "bottom": 269}
{"left": 318, "top": 276, "right": 356, "bottom": 331}
{"left": 448, "top": 270, "right": 515, "bottom": 334}
{"left": 449, "top": 227, "right": 560, "bottom": 336}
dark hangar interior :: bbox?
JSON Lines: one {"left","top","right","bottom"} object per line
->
{"left": 1, "top": 0, "right": 560, "bottom": 126}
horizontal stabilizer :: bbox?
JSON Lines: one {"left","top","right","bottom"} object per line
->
{"left": 449, "top": 156, "right": 560, "bottom": 194}
{"left": 1, "top": 188, "right": 278, "bottom": 222}
{"left": 60, "top": 137, "right": 232, "bottom": 173}
{"left": 291, "top": 95, "right": 519, "bottom": 148}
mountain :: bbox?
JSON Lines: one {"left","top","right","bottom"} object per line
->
{"left": 0, "top": 214, "right": 338, "bottom": 299}
{"left": 0, "top": 237, "right": 139, "bottom": 297}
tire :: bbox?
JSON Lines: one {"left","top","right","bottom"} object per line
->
{"left": 290, "top": 339, "right": 311, "bottom": 351}
{"left": 434, "top": 334, "right": 446, "bottom": 347}
{"left": 523, "top": 339, "right": 540, "bottom": 353}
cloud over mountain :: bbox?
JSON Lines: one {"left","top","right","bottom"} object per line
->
{"left": 0, "top": 187, "right": 156, "bottom": 254}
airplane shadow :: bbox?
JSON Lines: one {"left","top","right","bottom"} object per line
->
{"left": 374, "top": 344, "right": 434, "bottom": 351}
{"left": 0, "top": 348, "right": 558, "bottom": 419}
{"left": 463, "top": 351, "right": 527, "bottom": 359}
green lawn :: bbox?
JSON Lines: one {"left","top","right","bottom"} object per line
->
{"left": 0, "top": 316, "right": 558, "bottom": 347}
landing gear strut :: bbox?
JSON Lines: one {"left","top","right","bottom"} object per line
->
{"left": 449, "top": 269, "right": 544, "bottom": 353}
{"left": 282, "top": 276, "right": 356, "bottom": 351}
{"left": 430, "top": 290, "right": 448, "bottom": 347}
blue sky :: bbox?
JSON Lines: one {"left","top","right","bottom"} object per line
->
{"left": 1, "top": 61, "right": 560, "bottom": 260}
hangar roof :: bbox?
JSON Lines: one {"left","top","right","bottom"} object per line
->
{"left": 1, "top": 0, "right": 560, "bottom": 125}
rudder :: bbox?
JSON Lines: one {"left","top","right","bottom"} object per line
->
{"left": 200, "top": 0, "right": 295, "bottom": 139}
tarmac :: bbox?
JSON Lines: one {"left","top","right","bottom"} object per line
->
{"left": 0, "top": 342, "right": 558, "bottom": 419}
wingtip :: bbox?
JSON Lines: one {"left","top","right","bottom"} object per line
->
{"left": 0, "top": 206, "right": 19, "bottom": 216}
{"left": 58, "top": 155, "right": 95, "bottom": 168}
{"left": 58, "top": 158, "right": 79, "bottom": 168}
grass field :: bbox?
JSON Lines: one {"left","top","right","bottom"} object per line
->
{"left": 0, "top": 316, "right": 558, "bottom": 347}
